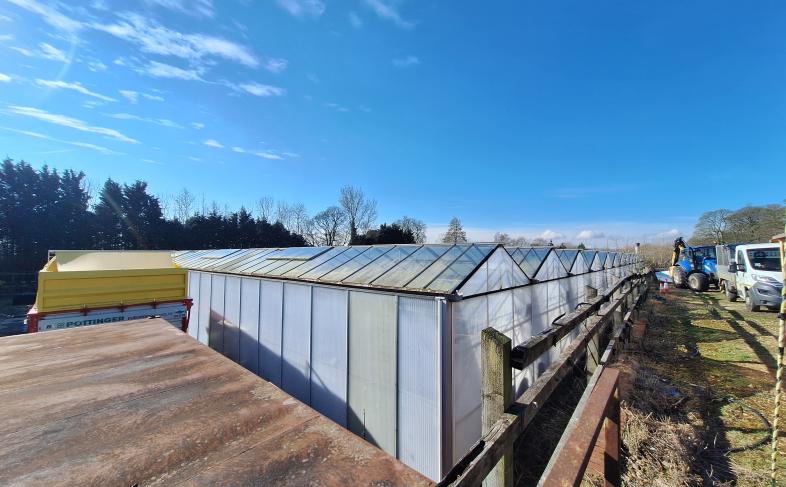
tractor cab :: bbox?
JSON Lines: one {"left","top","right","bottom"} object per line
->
{"left": 671, "top": 238, "right": 718, "bottom": 291}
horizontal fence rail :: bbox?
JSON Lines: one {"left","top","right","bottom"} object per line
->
{"left": 440, "top": 273, "right": 650, "bottom": 487}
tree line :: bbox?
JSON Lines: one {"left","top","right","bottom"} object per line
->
{"left": 0, "top": 159, "right": 426, "bottom": 272}
{"left": 690, "top": 204, "right": 785, "bottom": 245}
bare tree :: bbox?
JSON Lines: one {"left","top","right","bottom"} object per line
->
{"left": 691, "top": 209, "right": 731, "bottom": 244}
{"left": 339, "top": 185, "right": 377, "bottom": 241}
{"left": 275, "top": 201, "right": 293, "bottom": 229}
{"left": 290, "top": 203, "right": 310, "bottom": 236}
{"left": 256, "top": 196, "right": 274, "bottom": 221}
{"left": 173, "top": 188, "right": 196, "bottom": 222}
{"left": 312, "top": 206, "right": 347, "bottom": 245}
{"left": 157, "top": 193, "right": 172, "bottom": 220}
{"left": 395, "top": 216, "right": 427, "bottom": 243}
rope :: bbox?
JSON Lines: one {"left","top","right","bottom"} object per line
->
{"left": 772, "top": 230, "right": 786, "bottom": 487}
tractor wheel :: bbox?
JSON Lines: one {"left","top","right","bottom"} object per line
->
{"left": 722, "top": 282, "right": 737, "bottom": 302}
{"left": 672, "top": 267, "right": 688, "bottom": 288}
{"left": 745, "top": 293, "right": 760, "bottom": 312}
{"left": 688, "top": 273, "right": 709, "bottom": 292}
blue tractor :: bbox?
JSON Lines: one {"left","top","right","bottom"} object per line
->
{"left": 670, "top": 237, "right": 718, "bottom": 292}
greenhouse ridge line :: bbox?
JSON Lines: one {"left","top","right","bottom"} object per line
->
{"left": 172, "top": 244, "right": 640, "bottom": 299}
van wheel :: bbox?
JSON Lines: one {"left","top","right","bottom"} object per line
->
{"left": 688, "top": 273, "right": 709, "bottom": 292}
{"left": 745, "top": 293, "right": 760, "bottom": 312}
{"left": 673, "top": 267, "right": 688, "bottom": 288}
{"left": 723, "top": 282, "right": 737, "bottom": 302}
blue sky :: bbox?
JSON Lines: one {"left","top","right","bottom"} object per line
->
{"left": 0, "top": 0, "right": 783, "bottom": 245}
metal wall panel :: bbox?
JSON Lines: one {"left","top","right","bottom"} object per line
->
{"left": 259, "top": 280, "right": 283, "bottom": 386}
{"left": 512, "top": 286, "right": 534, "bottom": 396}
{"left": 187, "top": 271, "right": 201, "bottom": 340}
{"left": 197, "top": 272, "right": 211, "bottom": 345}
{"left": 222, "top": 276, "right": 240, "bottom": 362}
{"left": 310, "top": 286, "right": 348, "bottom": 427}
{"left": 450, "top": 295, "right": 486, "bottom": 463}
{"left": 282, "top": 283, "right": 312, "bottom": 404}
{"left": 208, "top": 274, "right": 226, "bottom": 352}
{"left": 398, "top": 297, "right": 441, "bottom": 481}
{"left": 397, "top": 297, "right": 442, "bottom": 481}
{"left": 348, "top": 291, "right": 397, "bottom": 455}
{"left": 239, "top": 277, "right": 261, "bottom": 374}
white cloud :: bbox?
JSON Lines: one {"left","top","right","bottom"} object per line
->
{"left": 655, "top": 229, "right": 680, "bottom": 239}
{"left": 324, "top": 102, "right": 350, "bottom": 112}
{"left": 264, "top": 58, "right": 288, "bottom": 74}
{"left": 191, "top": 122, "right": 205, "bottom": 129}
{"left": 142, "top": 158, "right": 163, "bottom": 165}
{"left": 392, "top": 55, "right": 419, "bottom": 67}
{"left": 364, "top": 0, "right": 413, "bottom": 28}
{"left": 576, "top": 230, "right": 605, "bottom": 240}
{"left": 119, "top": 90, "right": 139, "bottom": 103}
{"left": 10, "top": 46, "right": 33, "bottom": 56}
{"left": 36, "top": 79, "right": 116, "bottom": 102}
{"left": 0, "top": 14, "right": 12, "bottom": 22}
{"left": 119, "top": 90, "right": 165, "bottom": 103}
{"left": 0, "top": 73, "right": 11, "bottom": 83}
{"left": 108, "top": 113, "right": 183, "bottom": 128}
{"left": 140, "top": 61, "right": 203, "bottom": 81}
{"left": 236, "top": 82, "right": 286, "bottom": 97}
{"left": 87, "top": 60, "right": 107, "bottom": 71}
{"left": 0, "top": 34, "right": 13, "bottom": 42}
{"left": 188, "top": 155, "right": 203, "bottom": 162}
{"left": 276, "top": 0, "right": 325, "bottom": 18}
{"left": 93, "top": 13, "right": 259, "bottom": 68}
{"left": 38, "top": 42, "right": 69, "bottom": 62}
{"left": 348, "top": 11, "right": 363, "bottom": 28}
{"left": 230, "top": 145, "right": 286, "bottom": 160}
{"left": 143, "top": 0, "right": 215, "bottom": 18}
{"left": 6, "top": 105, "right": 139, "bottom": 143}
{"left": 203, "top": 139, "right": 223, "bottom": 148}
{"left": 0, "top": 125, "right": 118, "bottom": 155}
{"left": 5, "top": 0, "right": 83, "bottom": 32}
{"left": 536, "top": 229, "right": 565, "bottom": 241}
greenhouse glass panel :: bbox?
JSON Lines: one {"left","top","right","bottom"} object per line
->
{"left": 555, "top": 249, "right": 579, "bottom": 272}
{"left": 596, "top": 251, "right": 608, "bottom": 268}
{"left": 197, "top": 273, "right": 211, "bottom": 345}
{"left": 321, "top": 246, "right": 394, "bottom": 282}
{"left": 348, "top": 291, "right": 397, "bottom": 455}
{"left": 311, "top": 287, "right": 348, "bottom": 427}
{"left": 208, "top": 274, "right": 225, "bottom": 351}
{"left": 187, "top": 272, "right": 201, "bottom": 340}
{"left": 232, "top": 248, "right": 282, "bottom": 273}
{"left": 510, "top": 248, "right": 527, "bottom": 265}
{"left": 398, "top": 297, "right": 441, "bottom": 481}
{"left": 581, "top": 250, "right": 596, "bottom": 268}
{"left": 222, "top": 276, "right": 239, "bottom": 362}
{"left": 238, "top": 278, "right": 261, "bottom": 374}
{"left": 512, "top": 286, "right": 534, "bottom": 396}
{"left": 262, "top": 257, "right": 312, "bottom": 277}
{"left": 268, "top": 246, "right": 331, "bottom": 260}
{"left": 344, "top": 245, "right": 419, "bottom": 284}
{"left": 428, "top": 245, "right": 489, "bottom": 293}
{"left": 520, "top": 248, "right": 547, "bottom": 277}
{"left": 282, "top": 246, "right": 349, "bottom": 278}
{"left": 210, "top": 249, "right": 259, "bottom": 272}
{"left": 259, "top": 280, "right": 284, "bottom": 386}
{"left": 406, "top": 245, "right": 467, "bottom": 290}
{"left": 373, "top": 245, "right": 452, "bottom": 288}
{"left": 246, "top": 256, "right": 292, "bottom": 275}
{"left": 282, "top": 283, "right": 312, "bottom": 404}
{"left": 299, "top": 246, "right": 371, "bottom": 280}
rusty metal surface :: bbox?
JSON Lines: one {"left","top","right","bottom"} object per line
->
{"left": 0, "top": 319, "right": 434, "bottom": 487}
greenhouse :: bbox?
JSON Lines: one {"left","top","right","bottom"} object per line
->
{"left": 173, "top": 244, "right": 642, "bottom": 481}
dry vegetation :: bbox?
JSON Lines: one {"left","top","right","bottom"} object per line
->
{"left": 617, "top": 283, "right": 780, "bottom": 486}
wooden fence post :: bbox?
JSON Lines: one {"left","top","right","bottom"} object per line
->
{"left": 481, "top": 327, "right": 513, "bottom": 487}
{"left": 603, "top": 379, "right": 621, "bottom": 486}
{"left": 585, "top": 286, "right": 600, "bottom": 378}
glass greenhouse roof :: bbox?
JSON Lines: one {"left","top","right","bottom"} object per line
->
{"left": 174, "top": 244, "right": 498, "bottom": 295}
{"left": 174, "top": 244, "right": 641, "bottom": 295}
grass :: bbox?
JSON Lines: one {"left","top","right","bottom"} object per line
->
{"left": 620, "top": 281, "right": 782, "bottom": 486}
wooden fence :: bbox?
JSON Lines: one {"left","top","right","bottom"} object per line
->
{"left": 440, "top": 272, "right": 650, "bottom": 487}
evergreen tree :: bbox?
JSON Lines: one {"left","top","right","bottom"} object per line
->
{"left": 441, "top": 217, "right": 467, "bottom": 244}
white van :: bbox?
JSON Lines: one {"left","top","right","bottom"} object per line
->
{"left": 728, "top": 243, "right": 783, "bottom": 312}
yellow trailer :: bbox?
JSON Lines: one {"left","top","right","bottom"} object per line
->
{"left": 28, "top": 251, "right": 191, "bottom": 333}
